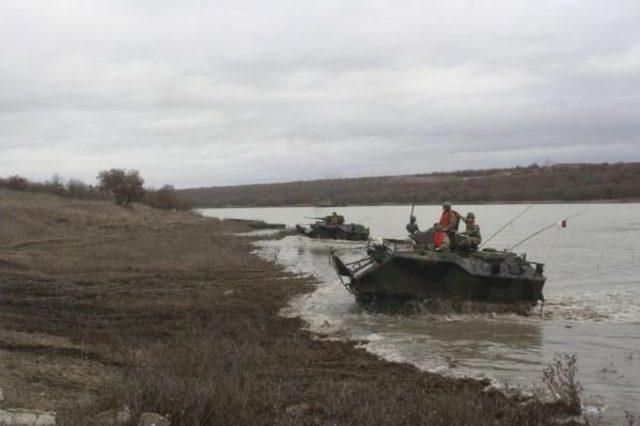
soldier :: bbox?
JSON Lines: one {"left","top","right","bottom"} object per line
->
{"left": 406, "top": 214, "right": 419, "bottom": 234}
{"left": 462, "top": 212, "right": 482, "bottom": 247}
{"left": 434, "top": 202, "right": 460, "bottom": 251}
{"left": 330, "top": 211, "right": 339, "bottom": 225}
{"left": 438, "top": 202, "right": 459, "bottom": 232}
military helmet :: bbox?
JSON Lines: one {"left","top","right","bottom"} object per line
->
{"left": 466, "top": 212, "right": 475, "bottom": 219}
{"left": 442, "top": 201, "right": 452, "bottom": 209}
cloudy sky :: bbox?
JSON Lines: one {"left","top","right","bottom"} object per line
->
{"left": 1, "top": 1, "right": 639, "bottom": 188}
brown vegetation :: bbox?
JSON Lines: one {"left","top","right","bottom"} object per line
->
{"left": 543, "top": 353, "right": 582, "bottom": 415}
{"left": 142, "top": 185, "right": 190, "bottom": 210}
{"left": 0, "top": 173, "right": 189, "bottom": 211}
{"left": 0, "top": 175, "right": 104, "bottom": 200}
{"left": 179, "top": 162, "right": 640, "bottom": 207}
{"left": 97, "top": 168, "right": 146, "bottom": 206}
{"left": 0, "top": 190, "right": 575, "bottom": 425}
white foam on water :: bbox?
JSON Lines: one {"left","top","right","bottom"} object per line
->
{"left": 543, "top": 288, "right": 640, "bottom": 323}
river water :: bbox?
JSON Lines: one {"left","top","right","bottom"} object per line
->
{"left": 200, "top": 204, "right": 640, "bottom": 422}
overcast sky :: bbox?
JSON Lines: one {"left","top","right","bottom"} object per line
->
{"left": 1, "top": 1, "right": 639, "bottom": 188}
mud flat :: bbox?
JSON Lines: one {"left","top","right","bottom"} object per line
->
{"left": 0, "top": 190, "right": 575, "bottom": 425}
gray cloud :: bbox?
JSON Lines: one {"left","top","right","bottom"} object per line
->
{"left": 1, "top": 0, "right": 639, "bottom": 187}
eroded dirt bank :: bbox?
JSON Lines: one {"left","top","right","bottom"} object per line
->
{"left": 0, "top": 190, "right": 573, "bottom": 425}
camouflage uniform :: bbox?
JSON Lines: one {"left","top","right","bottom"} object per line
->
{"left": 330, "top": 212, "right": 339, "bottom": 225}
{"left": 462, "top": 213, "right": 482, "bottom": 247}
{"left": 406, "top": 215, "right": 419, "bottom": 234}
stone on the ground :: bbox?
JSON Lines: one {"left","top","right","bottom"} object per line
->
{"left": 285, "top": 403, "right": 310, "bottom": 416}
{"left": 137, "top": 412, "right": 170, "bottom": 426}
{"left": 0, "top": 408, "right": 56, "bottom": 425}
{"left": 92, "top": 407, "right": 131, "bottom": 425}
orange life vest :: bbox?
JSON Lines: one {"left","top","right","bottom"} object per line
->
{"left": 439, "top": 211, "right": 450, "bottom": 228}
{"left": 439, "top": 210, "right": 459, "bottom": 230}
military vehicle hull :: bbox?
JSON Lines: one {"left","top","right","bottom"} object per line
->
{"left": 296, "top": 223, "right": 370, "bottom": 241}
{"left": 332, "top": 247, "right": 545, "bottom": 305}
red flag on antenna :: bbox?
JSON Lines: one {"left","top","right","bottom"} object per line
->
{"left": 561, "top": 220, "right": 567, "bottom": 228}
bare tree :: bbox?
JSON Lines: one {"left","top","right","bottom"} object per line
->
{"left": 44, "top": 174, "right": 65, "bottom": 196}
{"left": 97, "top": 168, "right": 146, "bottom": 206}
{"left": 143, "top": 184, "right": 187, "bottom": 210}
{"left": 3, "top": 175, "right": 29, "bottom": 191}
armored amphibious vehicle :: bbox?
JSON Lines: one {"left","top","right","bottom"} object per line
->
{"left": 331, "top": 225, "right": 546, "bottom": 305}
{"left": 296, "top": 214, "right": 370, "bottom": 241}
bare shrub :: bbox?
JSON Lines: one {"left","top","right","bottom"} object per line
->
{"left": 543, "top": 352, "right": 582, "bottom": 414}
{"left": 582, "top": 408, "right": 602, "bottom": 426}
{"left": 0, "top": 174, "right": 105, "bottom": 200}
{"left": 40, "top": 174, "right": 66, "bottom": 196}
{"left": 267, "top": 246, "right": 281, "bottom": 261}
{"left": 64, "top": 178, "right": 99, "bottom": 199}
{"left": 97, "top": 168, "right": 146, "bottom": 206}
{"left": 142, "top": 184, "right": 189, "bottom": 210}
{"left": 3, "top": 175, "right": 29, "bottom": 191}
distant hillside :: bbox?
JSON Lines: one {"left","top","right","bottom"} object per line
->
{"left": 179, "top": 163, "right": 640, "bottom": 207}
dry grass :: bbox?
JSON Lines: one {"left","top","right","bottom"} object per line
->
{"left": 543, "top": 352, "right": 582, "bottom": 415}
{"left": 0, "top": 189, "right": 575, "bottom": 425}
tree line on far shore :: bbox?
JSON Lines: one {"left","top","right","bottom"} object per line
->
{"left": 178, "top": 162, "right": 640, "bottom": 207}
{"left": 0, "top": 169, "right": 189, "bottom": 210}
{"left": 5, "top": 162, "right": 639, "bottom": 210}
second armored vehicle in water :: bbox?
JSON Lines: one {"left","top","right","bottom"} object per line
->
{"left": 296, "top": 213, "right": 370, "bottom": 241}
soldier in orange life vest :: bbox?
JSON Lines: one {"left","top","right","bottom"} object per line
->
{"left": 434, "top": 201, "right": 459, "bottom": 251}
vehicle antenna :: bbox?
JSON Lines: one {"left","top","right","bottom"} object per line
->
{"left": 507, "top": 209, "right": 588, "bottom": 251}
{"left": 479, "top": 204, "right": 534, "bottom": 248}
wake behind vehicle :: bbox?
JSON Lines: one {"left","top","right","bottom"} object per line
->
{"left": 331, "top": 217, "right": 546, "bottom": 306}
{"left": 296, "top": 213, "right": 370, "bottom": 241}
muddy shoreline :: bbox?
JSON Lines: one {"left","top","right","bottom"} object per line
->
{"left": 0, "top": 190, "right": 576, "bottom": 424}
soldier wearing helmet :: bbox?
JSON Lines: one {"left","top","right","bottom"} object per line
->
{"left": 324, "top": 212, "right": 339, "bottom": 225}
{"left": 462, "top": 212, "right": 482, "bottom": 248}
{"left": 330, "top": 211, "right": 339, "bottom": 225}
{"left": 438, "top": 202, "right": 459, "bottom": 232}
{"left": 434, "top": 202, "right": 460, "bottom": 251}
